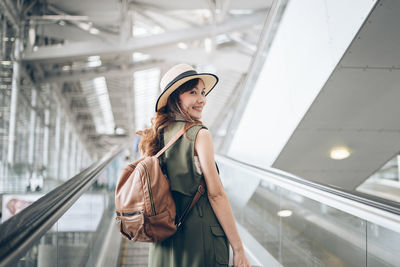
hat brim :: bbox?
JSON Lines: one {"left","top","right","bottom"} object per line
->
{"left": 155, "top": 73, "right": 218, "bottom": 112}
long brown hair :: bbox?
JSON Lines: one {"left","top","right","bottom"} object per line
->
{"left": 136, "top": 78, "right": 201, "bottom": 156}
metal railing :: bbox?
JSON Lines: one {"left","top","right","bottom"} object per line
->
{"left": 0, "top": 147, "right": 123, "bottom": 267}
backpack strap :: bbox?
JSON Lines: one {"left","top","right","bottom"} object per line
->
{"left": 176, "top": 179, "right": 206, "bottom": 228}
{"left": 155, "top": 122, "right": 198, "bottom": 158}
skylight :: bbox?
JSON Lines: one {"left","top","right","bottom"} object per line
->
{"left": 133, "top": 68, "right": 160, "bottom": 130}
{"left": 81, "top": 77, "right": 115, "bottom": 134}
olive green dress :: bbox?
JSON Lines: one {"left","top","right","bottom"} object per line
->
{"left": 148, "top": 119, "right": 229, "bottom": 267}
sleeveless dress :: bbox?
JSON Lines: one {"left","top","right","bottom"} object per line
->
{"left": 148, "top": 119, "right": 229, "bottom": 267}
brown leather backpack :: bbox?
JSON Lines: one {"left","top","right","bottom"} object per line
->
{"left": 115, "top": 123, "right": 205, "bottom": 242}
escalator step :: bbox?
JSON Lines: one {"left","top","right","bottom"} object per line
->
{"left": 119, "top": 239, "right": 150, "bottom": 267}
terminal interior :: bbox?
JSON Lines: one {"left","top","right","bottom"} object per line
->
{"left": 0, "top": 0, "right": 400, "bottom": 266}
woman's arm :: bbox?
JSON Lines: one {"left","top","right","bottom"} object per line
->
{"left": 195, "top": 129, "right": 250, "bottom": 267}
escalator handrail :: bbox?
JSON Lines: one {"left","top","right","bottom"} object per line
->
{"left": 0, "top": 146, "right": 123, "bottom": 267}
{"left": 216, "top": 155, "right": 400, "bottom": 215}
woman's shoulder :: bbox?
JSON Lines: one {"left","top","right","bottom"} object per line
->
{"left": 186, "top": 123, "right": 208, "bottom": 141}
{"left": 194, "top": 128, "right": 214, "bottom": 158}
{"left": 194, "top": 127, "right": 212, "bottom": 143}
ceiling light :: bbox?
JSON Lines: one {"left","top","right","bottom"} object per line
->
{"left": 330, "top": 147, "right": 351, "bottom": 160}
{"left": 39, "top": 15, "right": 88, "bottom": 21}
{"left": 89, "top": 28, "right": 100, "bottom": 35}
{"left": 77, "top": 22, "right": 90, "bottom": 31}
{"left": 151, "top": 26, "right": 164, "bottom": 34}
{"left": 133, "top": 27, "right": 147, "bottom": 36}
{"left": 1, "top": 61, "right": 11, "bottom": 65}
{"left": 229, "top": 9, "right": 253, "bottom": 15}
{"left": 132, "top": 52, "right": 150, "bottom": 62}
{"left": 277, "top": 210, "right": 292, "bottom": 217}
{"left": 88, "top": 56, "right": 101, "bottom": 67}
{"left": 115, "top": 127, "right": 126, "bottom": 135}
{"left": 195, "top": 9, "right": 211, "bottom": 19}
{"left": 28, "top": 25, "right": 36, "bottom": 46}
{"left": 204, "top": 38, "right": 212, "bottom": 53}
{"left": 88, "top": 56, "right": 100, "bottom": 61}
{"left": 177, "top": 42, "right": 188, "bottom": 50}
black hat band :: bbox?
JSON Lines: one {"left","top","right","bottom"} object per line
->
{"left": 163, "top": 70, "right": 198, "bottom": 92}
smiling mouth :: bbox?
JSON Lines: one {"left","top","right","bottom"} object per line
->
{"left": 193, "top": 107, "right": 202, "bottom": 111}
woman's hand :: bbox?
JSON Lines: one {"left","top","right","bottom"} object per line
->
{"left": 233, "top": 247, "right": 251, "bottom": 267}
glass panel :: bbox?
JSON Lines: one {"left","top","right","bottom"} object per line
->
{"left": 277, "top": 186, "right": 366, "bottom": 267}
{"left": 12, "top": 153, "right": 122, "bottom": 266}
{"left": 16, "top": 222, "right": 59, "bottom": 267}
{"left": 357, "top": 155, "right": 400, "bottom": 203}
{"left": 367, "top": 222, "right": 400, "bottom": 267}
{"left": 0, "top": 79, "right": 93, "bottom": 197}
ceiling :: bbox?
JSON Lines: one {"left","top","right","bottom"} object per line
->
{"left": 10, "top": 0, "right": 272, "bottom": 156}
{"left": 272, "top": 0, "right": 400, "bottom": 190}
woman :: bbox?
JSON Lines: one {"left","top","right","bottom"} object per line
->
{"left": 137, "top": 63, "right": 250, "bottom": 267}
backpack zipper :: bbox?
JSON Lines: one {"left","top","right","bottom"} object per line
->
{"left": 142, "top": 163, "right": 156, "bottom": 215}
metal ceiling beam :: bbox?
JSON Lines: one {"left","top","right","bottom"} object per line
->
{"left": 70, "top": 107, "right": 91, "bottom": 112}
{"left": 0, "top": 0, "right": 20, "bottom": 33}
{"left": 61, "top": 92, "right": 85, "bottom": 98}
{"left": 46, "top": 4, "right": 118, "bottom": 37}
{"left": 37, "top": 43, "right": 251, "bottom": 84}
{"left": 22, "top": 11, "right": 266, "bottom": 62}
{"left": 37, "top": 59, "right": 163, "bottom": 84}
{"left": 147, "top": 46, "right": 252, "bottom": 73}
{"left": 132, "top": 3, "right": 199, "bottom": 27}
{"left": 134, "top": 8, "right": 166, "bottom": 30}
{"left": 35, "top": 23, "right": 109, "bottom": 43}
{"left": 228, "top": 33, "right": 257, "bottom": 53}
{"left": 22, "top": 0, "right": 38, "bottom": 17}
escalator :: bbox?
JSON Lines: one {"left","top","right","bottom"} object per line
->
{"left": 1, "top": 151, "right": 399, "bottom": 267}
{"left": 215, "top": 155, "right": 400, "bottom": 267}
{"left": 118, "top": 239, "right": 149, "bottom": 267}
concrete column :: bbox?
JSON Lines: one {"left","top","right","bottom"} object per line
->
{"left": 76, "top": 141, "right": 82, "bottom": 173}
{"left": 62, "top": 122, "right": 70, "bottom": 180}
{"left": 1, "top": 17, "right": 6, "bottom": 59}
{"left": 1, "top": 18, "right": 7, "bottom": 178}
{"left": 7, "top": 38, "right": 21, "bottom": 164}
{"left": 28, "top": 88, "right": 37, "bottom": 165}
{"left": 54, "top": 105, "right": 61, "bottom": 180}
{"left": 70, "top": 134, "right": 77, "bottom": 176}
{"left": 43, "top": 105, "right": 50, "bottom": 168}
{"left": 397, "top": 155, "right": 400, "bottom": 182}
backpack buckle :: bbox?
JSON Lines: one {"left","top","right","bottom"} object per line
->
{"left": 198, "top": 184, "right": 205, "bottom": 195}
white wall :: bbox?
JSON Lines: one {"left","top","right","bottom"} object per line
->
{"left": 228, "top": 0, "right": 376, "bottom": 168}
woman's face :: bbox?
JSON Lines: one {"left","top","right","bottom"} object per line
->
{"left": 178, "top": 79, "right": 206, "bottom": 120}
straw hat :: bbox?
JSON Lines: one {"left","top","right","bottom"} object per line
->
{"left": 155, "top": 63, "right": 218, "bottom": 112}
